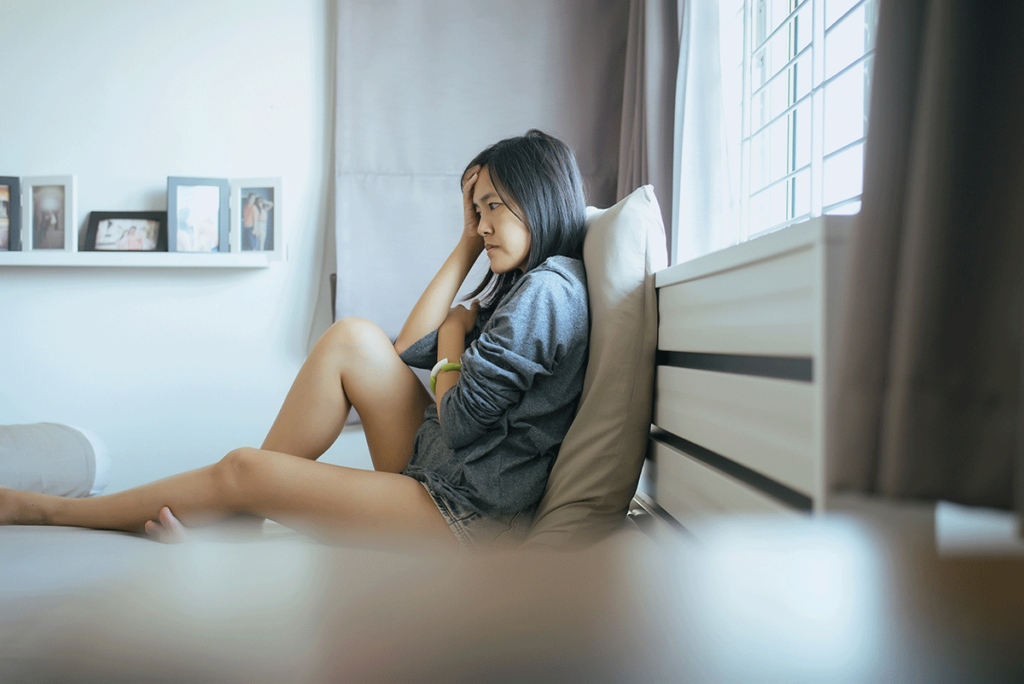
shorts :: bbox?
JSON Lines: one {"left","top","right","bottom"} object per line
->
{"left": 410, "top": 476, "right": 531, "bottom": 552}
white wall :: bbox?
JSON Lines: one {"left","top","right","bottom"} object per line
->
{"left": 0, "top": 0, "right": 370, "bottom": 492}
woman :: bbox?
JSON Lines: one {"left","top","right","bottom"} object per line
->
{"left": 253, "top": 196, "right": 274, "bottom": 250}
{"left": 0, "top": 130, "right": 590, "bottom": 550}
{"left": 117, "top": 226, "right": 144, "bottom": 250}
{"left": 242, "top": 193, "right": 259, "bottom": 250}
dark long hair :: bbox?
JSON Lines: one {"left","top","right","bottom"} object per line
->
{"left": 463, "top": 129, "right": 588, "bottom": 309}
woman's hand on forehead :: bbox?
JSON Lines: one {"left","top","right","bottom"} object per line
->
{"left": 462, "top": 164, "right": 481, "bottom": 192}
{"left": 462, "top": 165, "right": 484, "bottom": 244}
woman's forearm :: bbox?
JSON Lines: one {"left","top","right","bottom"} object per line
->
{"left": 434, "top": 323, "right": 466, "bottom": 424}
{"left": 394, "top": 239, "right": 482, "bottom": 355}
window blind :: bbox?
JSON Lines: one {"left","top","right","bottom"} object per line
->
{"left": 719, "top": 0, "right": 878, "bottom": 241}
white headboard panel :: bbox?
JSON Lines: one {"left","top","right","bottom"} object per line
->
{"left": 638, "top": 215, "right": 855, "bottom": 538}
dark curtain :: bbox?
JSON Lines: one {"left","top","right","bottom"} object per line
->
{"left": 829, "top": 0, "right": 1024, "bottom": 513}
{"left": 617, "top": 0, "right": 683, "bottom": 255}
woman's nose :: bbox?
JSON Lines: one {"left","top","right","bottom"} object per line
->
{"left": 477, "top": 219, "right": 492, "bottom": 236}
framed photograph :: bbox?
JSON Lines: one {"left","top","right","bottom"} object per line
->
{"left": 21, "top": 175, "right": 77, "bottom": 251}
{"left": 230, "top": 177, "right": 284, "bottom": 260}
{"left": 84, "top": 211, "right": 168, "bottom": 252}
{"left": 0, "top": 176, "right": 21, "bottom": 251}
{"left": 166, "top": 176, "right": 229, "bottom": 252}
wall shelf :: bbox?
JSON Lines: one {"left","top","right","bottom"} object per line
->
{"left": 0, "top": 252, "right": 271, "bottom": 268}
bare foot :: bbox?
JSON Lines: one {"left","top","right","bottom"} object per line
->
{"left": 0, "top": 485, "right": 49, "bottom": 525}
{"left": 144, "top": 506, "right": 189, "bottom": 543}
{"left": 0, "top": 485, "right": 12, "bottom": 525}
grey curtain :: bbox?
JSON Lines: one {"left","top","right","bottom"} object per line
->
{"left": 334, "top": 0, "right": 628, "bottom": 337}
{"left": 616, "top": 0, "right": 683, "bottom": 255}
{"left": 829, "top": 0, "right": 1024, "bottom": 512}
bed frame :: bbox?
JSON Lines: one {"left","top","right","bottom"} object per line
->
{"left": 635, "top": 215, "right": 855, "bottom": 539}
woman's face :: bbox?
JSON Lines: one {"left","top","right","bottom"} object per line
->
{"left": 473, "top": 165, "right": 531, "bottom": 274}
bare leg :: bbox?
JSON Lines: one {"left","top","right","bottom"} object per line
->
{"left": 0, "top": 448, "right": 456, "bottom": 550}
{"left": 261, "top": 317, "right": 433, "bottom": 473}
{"left": 0, "top": 317, "right": 445, "bottom": 545}
{"left": 145, "top": 317, "right": 436, "bottom": 541}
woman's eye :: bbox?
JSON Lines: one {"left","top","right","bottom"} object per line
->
{"left": 489, "top": 203, "right": 501, "bottom": 211}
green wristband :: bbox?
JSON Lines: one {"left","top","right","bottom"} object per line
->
{"left": 430, "top": 362, "right": 463, "bottom": 395}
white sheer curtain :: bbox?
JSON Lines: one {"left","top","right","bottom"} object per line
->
{"left": 674, "top": 0, "right": 743, "bottom": 266}
{"left": 333, "top": 0, "right": 628, "bottom": 337}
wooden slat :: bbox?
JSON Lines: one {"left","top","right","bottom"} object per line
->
{"left": 658, "top": 245, "right": 814, "bottom": 356}
{"left": 651, "top": 441, "right": 796, "bottom": 536}
{"left": 654, "top": 366, "right": 814, "bottom": 494}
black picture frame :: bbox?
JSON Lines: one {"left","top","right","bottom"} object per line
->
{"left": 0, "top": 176, "right": 22, "bottom": 251}
{"left": 84, "top": 211, "right": 168, "bottom": 252}
{"left": 166, "top": 176, "right": 230, "bottom": 252}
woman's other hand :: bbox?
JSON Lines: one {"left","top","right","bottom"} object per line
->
{"left": 144, "top": 506, "right": 189, "bottom": 543}
{"left": 442, "top": 299, "right": 480, "bottom": 336}
{"left": 436, "top": 300, "right": 477, "bottom": 408}
{"left": 461, "top": 165, "right": 484, "bottom": 246}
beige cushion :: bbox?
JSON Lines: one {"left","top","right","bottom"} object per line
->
{"left": 0, "top": 423, "right": 102, "bottom": 498}
{"left": 526, "top": 185, "right": 667, "bottom": 548}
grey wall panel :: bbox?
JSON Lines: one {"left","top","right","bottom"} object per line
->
{"left": 334, "top": 0, "right": 629, "bottom": 335}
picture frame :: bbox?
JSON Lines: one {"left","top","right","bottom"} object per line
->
{"left": 84, "top": 211, "right": 168, "bottom": 252}
{"left": 0, "top": 176, "right": 21, "bottom": 251}
{"left": 166, "top": 176, "right": 230, "bottom": 253}
{"left": 21, "top": 175, "right": 77, "bottom": 251}
{"left": 230, "top": 177, "right": 284, "bottom": 260}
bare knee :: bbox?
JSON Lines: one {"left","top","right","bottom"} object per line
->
{"left": 215, "top": 448, "right": 263, "bottom": 506}
{"left": 322, "top": 317, "right": 398, "bottom": 370}
{"left": 327, "top": 317, "right": 386, "bottom": 346}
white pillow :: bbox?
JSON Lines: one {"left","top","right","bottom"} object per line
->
{"left": 525, "top": 185, "right": 667, "bottom": 548}
{"left": 0, "top": 423, "right": 109, "bottom": 497}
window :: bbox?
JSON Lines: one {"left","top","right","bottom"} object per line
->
{"left": 678, "top": 0, "right": 878, "bottom": 262}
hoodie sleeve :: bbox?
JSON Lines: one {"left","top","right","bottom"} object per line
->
{"left": 397, "top": 330, "right": 439, "bottom": 370}
{"left": 437, "top": 269, "right": 586, "bottom": 450}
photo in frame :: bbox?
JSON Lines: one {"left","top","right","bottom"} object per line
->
{"left": 230, "top": 177, "right": 283, "bottom": 260}
{"left": 84, "top": 211, "right": 168, "bottom": 252}
{"left": 0, "top": 176, "right": 21, "bottom": 251}
{"left": 166, "top": 177, "right": 230, "bottom": 252}
{"left": 21, "top": 175, "right": 77, "bottom": 251}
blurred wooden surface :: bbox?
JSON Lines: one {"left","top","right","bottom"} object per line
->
{"left": 2, "top": 501, "right": 1023, "bottom": 682}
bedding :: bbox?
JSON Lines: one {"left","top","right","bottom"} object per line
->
{"left": 526, "top": 185, "right": 668, "bottom": 548}
{"left": 0, "top": 423, "right": 111, "bottom": 497}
